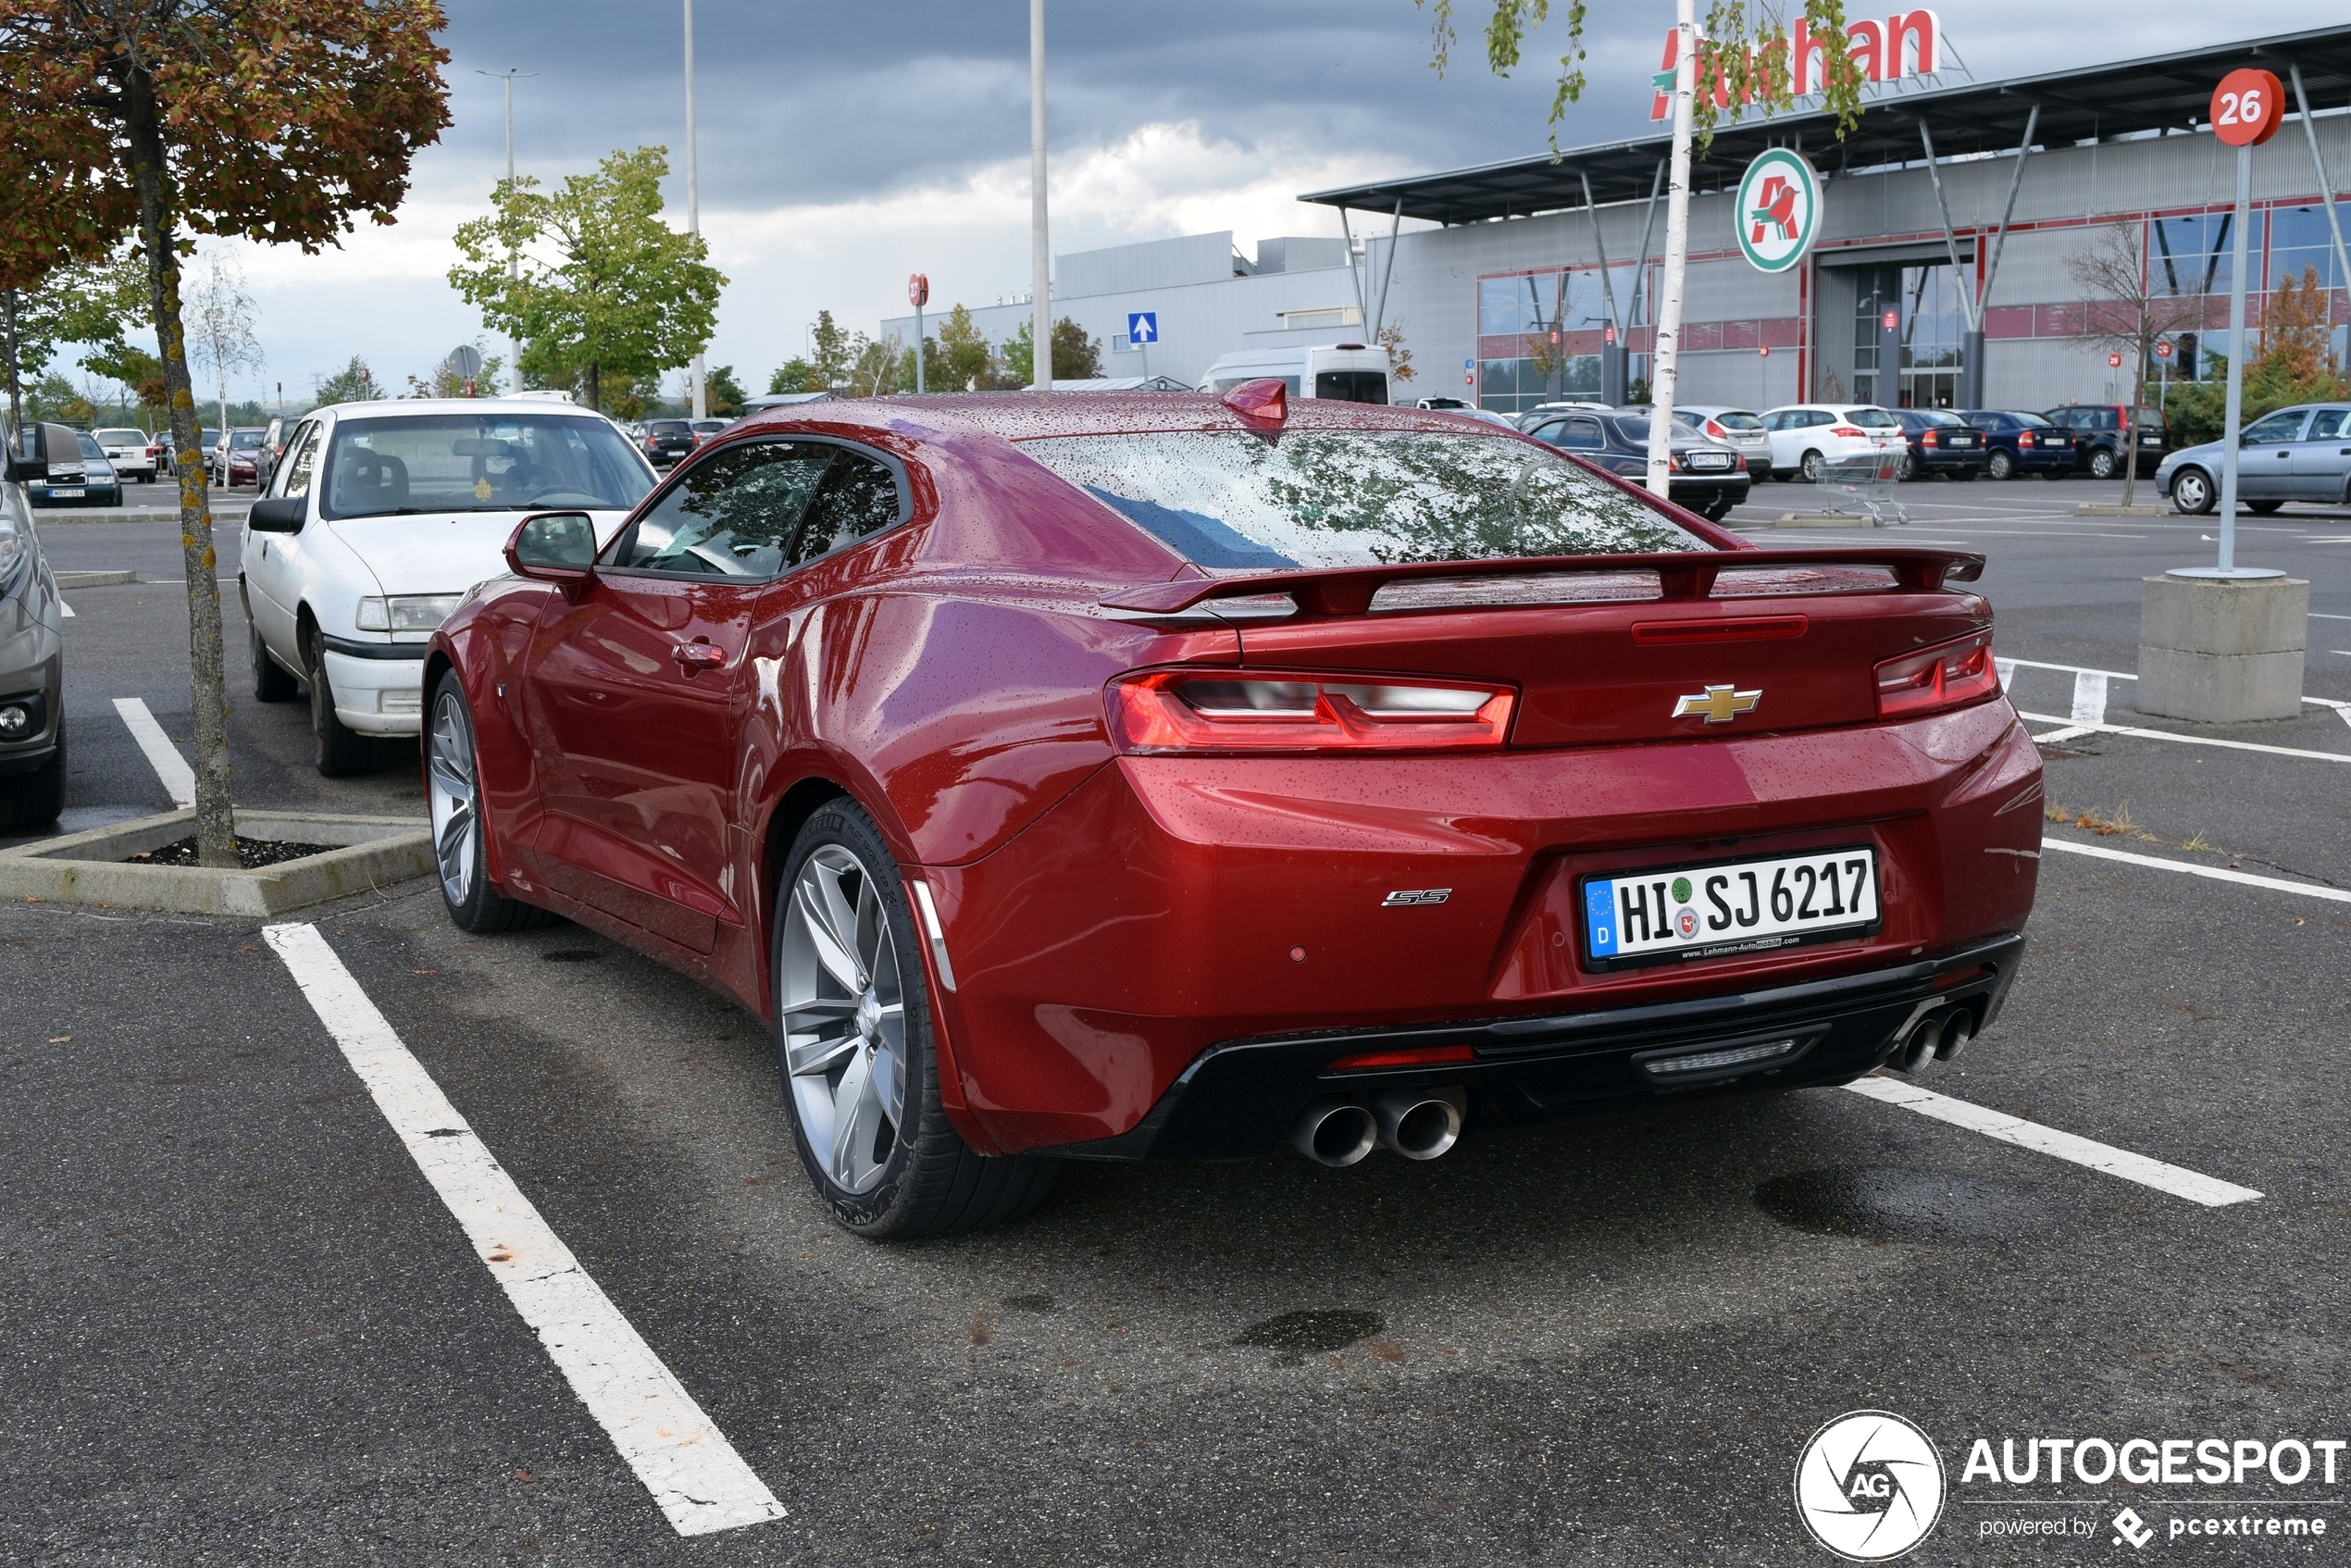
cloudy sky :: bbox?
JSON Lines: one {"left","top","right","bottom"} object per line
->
{"left": 184, "top": 0, "right": 2324, "bottom": 407}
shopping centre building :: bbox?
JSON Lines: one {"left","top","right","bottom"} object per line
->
{"left": 882, "top": 22, "right": 2351, "bottom": 417}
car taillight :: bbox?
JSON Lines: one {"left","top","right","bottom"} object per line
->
{"left": 1922, "top": 429, "right": 1939, "bottom": 447}
{"left": 2016, "top": 431, "right": 2034, "bottom": 447}
{"left": 1874, "top": 631, "right": 2000, "bottom": 719}
{"left": 1106, "top": 669, "right": 1515, "bottom": 753}
{"left": 1829, "top": 425, "right": 1866, "bottom": 437}
{"left": 1703, "top": 419, "right": 1727, "bottom": 440}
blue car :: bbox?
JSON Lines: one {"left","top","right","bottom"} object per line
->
{"left": 1959, "top": 410, "right": 2076, "bottom": 480}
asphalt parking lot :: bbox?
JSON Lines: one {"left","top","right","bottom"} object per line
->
{"left": 7, "top": 474, "right": 2351, "bottom": 1564}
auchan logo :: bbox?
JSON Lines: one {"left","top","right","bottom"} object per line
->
{"left": 1650, "top": 9, "right": 1943, "bottom": 120}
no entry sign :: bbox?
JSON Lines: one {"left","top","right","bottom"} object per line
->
{"left": 2212, "top": 68, "right": 2284, "bottom": 147}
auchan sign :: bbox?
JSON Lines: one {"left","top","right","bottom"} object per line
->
{"left": 1650, "top": 9, "right": 1942, "bottom": 120}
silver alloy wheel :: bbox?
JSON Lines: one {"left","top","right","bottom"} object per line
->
{"left": 427, "top": 689, "right": 479, "bottom": 906}
{"left": 2173, "top": 468, "right": 2211, "bottom": 514}
{"left": 779, "top": 843, "right": 908, "bottom": 1195}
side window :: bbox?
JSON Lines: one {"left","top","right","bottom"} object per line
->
{"left": 2243, "top": 410, "right": 2308, "bottom": 445}
{"left": 1528, "top": 420, "right": 1567, "bottom": 445}
{"left": 792, "top": 448, "right": 907, "bottom": 565}
{"left": 272, "top": 422, "right": 322, "bottom": 499}
{"left": 1557, "top": 417, "right": 1605, "bottom": 451}
{"left": 614, "top": 440, "right": 835, "bottom": 579}
{"left": 2306, "top": 409, "right": 2346, "bottom": 441}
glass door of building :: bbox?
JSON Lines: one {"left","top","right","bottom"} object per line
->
{"left": 1852, "top": 262, "right": 1967, "bottom": 408}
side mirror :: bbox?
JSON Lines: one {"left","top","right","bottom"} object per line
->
{"left": 6, "top": 422, "right": 82, "bottom": 484}
{"left": 246, "top": 495, "right": 306, "bottom": 534}
{"left": 505, "top": 511, "right": 599, "bottom": 588}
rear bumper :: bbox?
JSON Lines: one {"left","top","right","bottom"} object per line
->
{"left": 1039, "top": 933, "right": 2026, "bottom": 1160}
{"left": 1910, "top": 451, "right": 1986, "bottom": 475}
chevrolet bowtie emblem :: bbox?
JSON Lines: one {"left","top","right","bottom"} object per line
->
{"left": 1673, "top": 684, "right": 1761, "bottom": 723}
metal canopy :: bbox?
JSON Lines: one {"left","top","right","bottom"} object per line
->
{"left": 1301, "top": 23, "right": 2351, "bottom": 223}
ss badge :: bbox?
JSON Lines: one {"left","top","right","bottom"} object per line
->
{"left": 1381, "top": 889, "right": 1451, "bottom": 907}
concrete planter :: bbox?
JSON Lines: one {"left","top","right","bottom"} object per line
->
{"left": 0, "top": 808, "right": 433, "bottom": 915}
{"left": 2137, "top": 573, "right": 2309, "bottom": 724}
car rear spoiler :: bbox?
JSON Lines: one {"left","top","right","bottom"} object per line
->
{"left": 1098, "top": 547, "right": 1985, "bottom": 619}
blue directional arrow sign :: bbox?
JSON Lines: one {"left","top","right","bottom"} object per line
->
{"left": 1127, "top": 312, "right": 1159, "bottom": 344}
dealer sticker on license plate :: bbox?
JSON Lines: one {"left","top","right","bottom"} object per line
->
{"left": 1581, "top": 846, "right": 1880, "bottom": 969}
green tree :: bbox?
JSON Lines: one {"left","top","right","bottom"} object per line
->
{"left": 1000, "top": 317, "right": 1101, "bottom": 387}
{"left": 0, "top": 0, "right": 451, "bottom": 866}
{"left": 933, "top": 304, "right": 998, "bottom": 392}
{"left": 2162, "top": 269, "right": 2351, "bottom": 448}
{"left": 844, "top": 333, "right": 901, "bottom": 397}
{"left": 808, "top": 309, "right": 852, "bottom": 392}
{"left": 767, "top": 356, "right": 815, "bottom": 394}
{"left": 1, "top": 251, "right": 148, "bottom": 428}
{"left": 705, "top": 363, "right": 744, "bottom": 416}
{"left": 315, "top": 355, "right": 381, "bottom": 405}
{"left": 450, "top": 144, "right": 725, "bottom": 414}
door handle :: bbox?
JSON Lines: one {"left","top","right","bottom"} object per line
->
{"left": 672, "top": 641, "right": 727, "bottom": 671}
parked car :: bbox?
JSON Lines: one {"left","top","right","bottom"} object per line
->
{"left": 257, "top": 415, "right": 299, "bottom": 490}
{"left": 69, "top": 432, "right": 123, "bottom": 507}
{"left": 0, "top": 424, "right": 70, "bottom": 827}
{"left": 1514, "top": 400, "right": 1616, "bottom": 430}
{"left": 193, "top": 427, "right": 223, "bottom": 480}
{"left": 1412, "top": 397, "right": 1517, "bottom": 429}
{"left": 212, "top": 427, "right": 267, "bottom": 488}
{"left": 1523, "top": 408, "right": 1750, "bottom": 521}
{"left": 424, "top": 386, "right": 2037, "bottom": 1238}
{"left": 239, "top": 397, "right": 658, "bottom": 777}
{"left": 1760, "top": 404, "right": 1906, "bottom": 481}
{"left": 93, "top": 426, "right": 158, "bottom": 484}
{"left": 1888, "top": 408, "right": 1988, "bottom": 481}
{"left": 22, "top": 428, "right": 117, "bottom": 508}
{"left": 1669, "top": 405, "right": 1773, "bottom": 479}
{"left": 690, "top": 417, "right": 728, "bottom": 442}
{"left": 2157, "top": 404, "right": 2351, "bottom": 515}
{"left": 641, "top": 418, "right": 697, "bottom": 467}
{"left": 2043, "top": 404, "right": 2168, "bottom": 479}
{"left": 1959, "top": 411, "right": 2075, "bottom": 480}
{"left": 1197, "top": 342, "right": 1390, "bottom": 404}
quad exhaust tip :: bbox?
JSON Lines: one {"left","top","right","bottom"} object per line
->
{"left": 1293, "top": 1100, "right": 1378, "bottom": 1166}
{"left": 1897, "top": 1006, "right": 1977, "bottom": 1075}
{"left": 1291, "top": 1088, "right": 1468, "bottom": 1164}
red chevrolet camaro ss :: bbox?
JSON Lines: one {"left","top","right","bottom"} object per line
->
{"left": 423, "top": 384, "right": 2042, "bottom": 1237}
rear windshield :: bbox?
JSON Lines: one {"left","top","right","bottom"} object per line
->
{"left": 2013, "top": 412, "right": 2054, "bottom": 428}
{"left": 1840, "top": 408, "right": 1900, "bottom": 428}
{"left": 647, "top": 420, "right": 691, "bottom": 435}
{"left": 1019, "top": 429, "right": 1708, "bottom": 571}
{"left": 318, "top": 413, "right": 653, "bottom": 520}
{"left": 1909, "top": 410, "right": 1967, "bottom": 428}
{"left": 93, "top": 428, "right": 146, "bottom": 444}
{"left": 1313, "top": 370, "right": 1389, "bottom": 404}
{"left": 1710, "top": 411, "right": 1765, "bottom": 431}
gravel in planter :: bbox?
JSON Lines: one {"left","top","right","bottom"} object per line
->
{"left": 124, "top": 835, "right": 342, "bottom": 870}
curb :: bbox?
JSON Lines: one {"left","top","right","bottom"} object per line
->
{"left": 52, "top": 570, "right": 136, "bottom": 589}
{"left": 43, "top": 505, "right": 251, "bottom": 526}
{"left": 0, "top": 808, "right": 433, "bottom": 915}
{"left": 2073, "top": 504, "right": 2171, "bottom": 516}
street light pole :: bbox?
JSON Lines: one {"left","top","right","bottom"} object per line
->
{"left": 684, "top": 0, "right": 706, "bottom": 419}
{"left": 477, "top": 68, "right": 534, "bottom": 393}
{"left": 1029, "top": 0, "right": 1051, "bottom": 392}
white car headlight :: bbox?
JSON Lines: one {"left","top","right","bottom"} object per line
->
{"left": 355, "top": 594, "right": 463, "bottom": 632}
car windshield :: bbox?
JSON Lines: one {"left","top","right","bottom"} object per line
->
{"left": 229, "top": 430, "right": 264, "bottom": 449}
{"left": 317, "top": 413, "right": 654, "bottom": 520}
{"left": 93, "top": 428, "right": 145, "bottom": 445}
{"left": 1019, "top": 429, "right": 1708, "bottom": 571}
{"left": 76, "top": 433, "right": 106, "bottom": 459}
{"left": 1840, "top": 408, "right": 1900, "bottom": 428}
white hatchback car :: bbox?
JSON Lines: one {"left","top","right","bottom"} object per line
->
{"left": 1760, "top": 404, "right": 1906, "bottom": 481}
{"left": 240, "top": 398, "right": 655, "bottom": 775}
{"left": 92, "top": 427, "right": 159, "bottom": 484}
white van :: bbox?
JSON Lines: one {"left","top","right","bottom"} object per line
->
{"left": 1196, "top": 342, "right": 1390, "bottom": 404}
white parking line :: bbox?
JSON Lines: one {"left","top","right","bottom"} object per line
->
{"left": 111, "top": 697, "right": 194, "bottom": 807}
{"left": 1843, "top": 1076, "right": 2263, "bottom": 1207}
{"left": 2006, "top": 656, "right": 2351, "bottom": 728}
{"left": 2016, "top": 711, "right": 2351, "bottom": 762}
{"left": 58, "top": 600, "right": 73, "bottom": 617}
{"left": 2042, "top": 838, "right": 2351, "bottom": 905}
{"left": 260, "top": 923, "right": 785, "bottom": 1538}
{"left": 2070, "top": 670, "right": 2108, "bottom": 725}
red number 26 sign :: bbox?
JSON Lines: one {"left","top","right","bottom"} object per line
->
{"left": 2213, "top": 68, "right": 2284, "bottom": 147}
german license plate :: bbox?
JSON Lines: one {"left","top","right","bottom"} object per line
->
{"left": 1581, "top": 846, "right": 1880, "bottom": 970}
{"left": 1948, "top": 435, "right": 1975, "bottom": 447}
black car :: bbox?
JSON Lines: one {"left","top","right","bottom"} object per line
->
{"left": 1959, "top": 410, "right": 2075, "bottom": 480}
{"left": 1889, "top": 408, "right": 1987, "bottom": 481}
{"left": 641, "top": 418, "right": 695, "bottom": 467}
{"left": 1524, "top": 410, "right": 1750, "bottom": 522}
{"left": 2043, "top": 404, "right": 2168, "bottom": 479}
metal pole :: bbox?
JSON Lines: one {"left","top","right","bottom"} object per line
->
{"left": 914, "top": 300, "right": 925, "bottom": 394}
{"left": 2215, "top": 141, "right": 2252, "bottom": 571}
{"left": 1624, "top": 161, "right": 1665, "bottom": 333}
{"left": 2290, "top": 64, "right": 2351, "bottom": 352}
{"left": 1968, "top": 103, "right": 2040, "bottom": 409}
{"left": 1337, "top": 207, "right": 1367, "bottom": 328}
{"left": 1645, "top": 0, "right": 1697, "bottom": 497}
{"left": 1373, "top": 199, "right": 1403, "bottom": 341}
{"left": 1029, "top": 0, "right": 1051, "bottom": 391}
{"left": 1581, "top": 171, "right": 1626, "bottom": 405}
{"left": 1917, "top": 120, "right": 1977, "bottom": 332}
{"left": 685, "top": 0, "right": 705, "bottom": 419}
{"left": 477, "top": 68, "right": 534, "bottom": 392}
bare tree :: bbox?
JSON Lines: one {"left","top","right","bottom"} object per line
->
{"left": 2066, "top": 223, "right": 2203, "bottom": 509}
{"left": 185, "top": 254, "right": 261, "bottom": 476}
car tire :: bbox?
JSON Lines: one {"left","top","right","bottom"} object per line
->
{"left": 774, "top": 800, "right": 1059, "bottom": 1238}
{"left": 251, "top": 620, "right": 298, "bottom": 703}
{"left": 2247, "top": 500, "right": 2284, "bottom": 514}
{"left": 2087, "top": 449, "right": 2118, "bottom": 480}
{"left": 305, "top": 628, "right": 374, "bottom": 778}
{"left": 427, "top": 672, "right": 550, "bottom": 934}
{"left": 2171, "top": 467, "right": 2215, "bottom": 515}
{"left": 0, "top": 716, "right": 65, "bottom": 829}
{"left": 1798, "top": 449, "right": 1826, "bottom": 482}
{"left": 1895, "top": 452, "right": 1915, "bottom": 481}
{"left": 1986, "top": 450, "right": 2015, "bottom": 480}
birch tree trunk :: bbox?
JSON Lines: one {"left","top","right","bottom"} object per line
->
{"left": 124, "top": 62, "right": 236, "bottom": 867}
{"left": 1645, "top": 0, "right": 1698, "bottom": 499}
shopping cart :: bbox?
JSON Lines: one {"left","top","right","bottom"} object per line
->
{"left": 1812, "top": 449, "right": 1909, "bottom": 527}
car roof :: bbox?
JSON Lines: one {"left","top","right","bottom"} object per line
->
{"left": 312, "top": 397, "right": 619, "bottom": 419}
{"left": 729, "top": 392, "right": 1485, "bottom": 445}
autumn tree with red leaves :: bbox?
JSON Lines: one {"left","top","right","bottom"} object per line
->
{"left": 0, "top": 1, "right": 449, "bottom": 865}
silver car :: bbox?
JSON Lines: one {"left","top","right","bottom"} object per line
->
{"left": 2158, "top": 404, "right": 2351, "bottom": 515}
{"left": 1672, "top": 405, "right": 1773, "bottom": 479}
{"left": 0, "top": 423, "right": 68, "bottom": 828}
